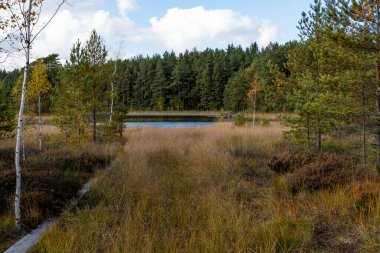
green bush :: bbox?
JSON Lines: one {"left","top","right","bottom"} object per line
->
{"left": 260, "top": 117, "right": 270, "bottom": 126}
{"left": 233, "top": 113, "right": 247, "bottom": 126}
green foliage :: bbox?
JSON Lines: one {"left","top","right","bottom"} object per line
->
{"left": 53, "top": 30, "right": 114, "bottom": 143}
{"left": 110, "top": 103, "right": 128, "bottom": 137}
{"left": 52, "top": 42, "right": 87, "bottom": 144}
{"left": 260, "top": 117, "right": 270, "bottom": 126}
{"left": 233, "top": 113, "right": 247, "bottom": 127}
{"left": 283, "top": 0, "right": 372, "bottom": 153}
{"left": 0, "top": 88, "right": 14, "bottom": 138}
{"left": 224, "top": 69, "right": 251, "bottom": 112}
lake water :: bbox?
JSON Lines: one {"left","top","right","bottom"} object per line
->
{"left": 125, "top": 122, "right": 217, "bottom": 128}
{"left": 124, "top": 115, "right": 218, "bottom": 128}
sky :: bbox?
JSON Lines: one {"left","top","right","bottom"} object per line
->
{"left": 2, "top": 0, "right": 314, "bottom": 69}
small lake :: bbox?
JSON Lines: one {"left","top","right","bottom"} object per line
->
{"left": 124, "top": 115, "right": 218, "bottom": 128}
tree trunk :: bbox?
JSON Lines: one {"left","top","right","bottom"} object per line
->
{"left": 38, "top": 94, "right": 42, "bottom": 151}
{"left": 362, "top": 79, "right": 367, "bottom": 166}
{"left": 109, "top": 61, "right": 117, "bottom": 125}
{"left": 376, "top": 1, "right": 380, "bottom": 167}
{"left": 316, "top": 117, "right": 321, "bottom": 152}
{"left": 22, "top": 122, "right": 25, "bottom": 162}
{"left": 307, "top": 113, "right": 311, "bottom": 149}
{"left": 93, "top": 107, "right": 97, "bottom": 142}
{"left": 363, "top": 116, "right": 367, "bottom": 166}
{"left": 376, "top": 62, "right": 380, "bottom": 166}
{"left": 15, "top": 0, "right": 32, "bottom": 232}
{"left": 109, "top": 82, "right": 114, "bottom": 125}
{"left": 64, "top": 129, "right": 68, "bottom": 146}
{"left": 252, "top": 91, "right": 256, "bottom": 127}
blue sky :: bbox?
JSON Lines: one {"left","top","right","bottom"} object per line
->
{"left": 3, "top": 0, "right": 315, "bottom": 68}
{"left": 123, "top": 0, "right": 313, "bottom": 42}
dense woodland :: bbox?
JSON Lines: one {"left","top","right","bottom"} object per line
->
{"left": 0, "top": 41, "right": 294, "bottom": 112}
{"left": 1, "top": 0, "right": 380, "bottom": 164}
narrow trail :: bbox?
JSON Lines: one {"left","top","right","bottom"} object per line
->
{"left": 4, "top": 179, "right": 96, "bottom": 253}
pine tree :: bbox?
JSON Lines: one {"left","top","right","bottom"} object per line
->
{"left": 83, "top": 30, "right": 113, "bottom": 142}
{"left": 224, "top": 67, "right": 252, "bottom": 112}
{"left": 211, "top": 51, "right": 226, "bottom": 110}
{"left": 285, "top": 0, "right": 334, "bottom": 150}
{"left": 151, "top": 59, "right": 166, "bottom": 110}
{"left": 52, "top": 41, "right": 87, "bottom": 145}
{"left": 327, "top": 0, "right": 380, "bottom": 164}
{"left": 198, "top": 51, "right": 213, "bottom": 110}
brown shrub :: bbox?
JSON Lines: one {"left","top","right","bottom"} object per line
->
{"left": 286, "top": 153, "right": 361, "bottom": 193}
{"left": 0, "top": 147, "right": 14, "bottom": 167}
{"left": 25, "top": 150, "right": 111, "bottom": 173}
{"left": 268, "top": 150, "right": 315, "bottom": 174}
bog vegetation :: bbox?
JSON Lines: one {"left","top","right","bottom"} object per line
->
{"left": 31, "top": 125, "right": 380, "bottom": 252}
{"left": 1, "top": 0, "right": 380, "bottom": 252}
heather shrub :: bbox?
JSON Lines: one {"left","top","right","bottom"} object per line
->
{"left": 0, "top": 147, "right": 14, "bottom": 169}
{"left": 25, "top": 150, "right": 111, "bottom": 173}
{"left": 287, "top": 153, "right": 361, "bottom": 193}
{"left": 268, "top": 150, "right": 315, "bottom": 174}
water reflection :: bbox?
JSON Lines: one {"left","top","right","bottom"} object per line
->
{"left": 124, "top": 122, "right": 217, "bottom": 128}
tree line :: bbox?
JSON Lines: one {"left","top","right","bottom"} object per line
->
{"left": 1, "top": 41, "right": 299, "bottom": 114}
{"left": 1, "top": 0, "right": 380, "bottom": 163}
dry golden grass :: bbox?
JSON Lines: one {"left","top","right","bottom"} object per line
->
{"left": 30, "top": 123, "right": 380, "bottom": 253}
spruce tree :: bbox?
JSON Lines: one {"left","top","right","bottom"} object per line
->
{"left": 151, "top": 60, "right": 166, "bottom": 110}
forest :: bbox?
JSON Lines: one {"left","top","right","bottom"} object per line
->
{"left": 1, "top": 0, "right": 379, "bottom": 163}
{"left": 2, "top": 0, "right": 380, "bottom": 252}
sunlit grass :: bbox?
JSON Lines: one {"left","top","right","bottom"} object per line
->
{"left": 30, "top": 123, "right": 380, "bottom": 252}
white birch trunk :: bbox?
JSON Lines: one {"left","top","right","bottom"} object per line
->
{"left": 38, "top": 94, "right": 42, "bottom": 151}
{"left": 22, "top": 123, "right": 25, "bottom": 162}
{"left": 15, "top": 0, "right": 32, "bottom": 232}
{"left": 109, "top": 61, "right": 117, "bottom": 125}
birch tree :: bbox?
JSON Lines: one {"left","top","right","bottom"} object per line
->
{"left": 0, "top": 0, "right": 65, "bottom": 232}
{"left": 28, "top": 59, "right": 51, "bottom": 150}
{"left": 109, "top": 49, "right": 121, "bottom": 125}
{"left": 247, "top": 77, "right": 260, "bottom": 126}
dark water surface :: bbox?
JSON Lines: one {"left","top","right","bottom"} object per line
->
{"left": 124, "top": 115, "right": 218, "bottom": 128}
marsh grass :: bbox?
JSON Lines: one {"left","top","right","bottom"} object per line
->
{"left": 31, "top": 124, "right": 380, "bottom": 252}
{"left": 0, "top": 128, "right": 119, "bottom": 252}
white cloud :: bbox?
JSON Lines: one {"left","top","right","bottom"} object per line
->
{"left": 149, "top": 6, "right": 278, "bottom": 52}
{"left": 117, "top": 0, "right": 138, "bottom": 16}
{"left": 0, "top": 2, "right": 279, "bottom": 70}
{"left": 2, "top": 4, "right": 144, "bottom": 68}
